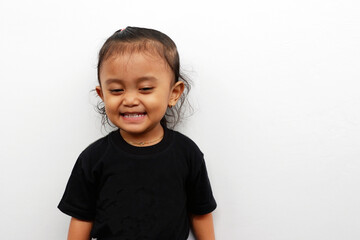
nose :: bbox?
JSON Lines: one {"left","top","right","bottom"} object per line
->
{"left": 123, "top": 90, "right": 140, "bottom": 107}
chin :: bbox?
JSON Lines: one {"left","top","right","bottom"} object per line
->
{"left": 118, "top": 126, "right": 148, "bottom": 135}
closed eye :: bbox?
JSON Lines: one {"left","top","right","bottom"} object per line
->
{"left": 110, "top": 89, "right": 124, "bottom": 93}
{"left": 140, "top": 87, "right": 154, "bottom": 91}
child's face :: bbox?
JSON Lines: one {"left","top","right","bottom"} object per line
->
{"left": 96, "top": 51, "right": 184, "bottom": 140}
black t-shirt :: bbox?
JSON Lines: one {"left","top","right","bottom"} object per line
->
{"left": 58, "top": 127, "right": 216, "bottom": 239}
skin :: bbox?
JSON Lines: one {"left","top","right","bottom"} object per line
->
{"left": 190, "top": 213, "right": 216, "bottom": 240}
{"left": 67, "top": 50, "right": 215, "bottom": 239}
{"left": 67, "top": 218, "right": 93, "bottom": 240}
{"left": 96, "top": 51, "right": 184, "bottom": 145}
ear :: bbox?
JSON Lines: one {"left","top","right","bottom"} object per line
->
{"left": 96, "top": 86, "right": 104, "bottom": 101}
{"left": 169, "top": 81, "right": 185, "bottom": 106}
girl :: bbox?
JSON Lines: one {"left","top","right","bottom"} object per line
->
{"left": 58, "top": 27, "right": 217, "bottom": 240}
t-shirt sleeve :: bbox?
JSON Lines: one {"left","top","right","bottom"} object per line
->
{"left": 186, "top": 152, "right": 217, "bottom": 215}
{"left": 58, "top": 152, "right": 97, "bottom": 221}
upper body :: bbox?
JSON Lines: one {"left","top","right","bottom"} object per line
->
{"left": 58, "top": 26, "right": 217, "bottom": 239}
{"left": 58, "top": 126, "right": 216, "bottom": 239}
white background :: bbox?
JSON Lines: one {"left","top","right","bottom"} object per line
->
{"left": 1, "top": 0, "right": 360, "bottom": 239}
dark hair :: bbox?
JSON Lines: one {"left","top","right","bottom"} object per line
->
{"left": 95, "top": 26, "right": 191, "bottom": 130}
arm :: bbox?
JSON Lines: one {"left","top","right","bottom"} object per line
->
{"left": 190, "top": 213, "right": 215, "bottom": 240}
{"left": 67, "top": 217, "right": 93, "bottom": 240}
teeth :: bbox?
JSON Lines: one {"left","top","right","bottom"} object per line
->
{"left": 123, "top": 113, "right": 145, "bottom": 118}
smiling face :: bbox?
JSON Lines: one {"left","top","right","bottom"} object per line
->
{"left": 96, "top": 51, "right": 184, "bottom": 143}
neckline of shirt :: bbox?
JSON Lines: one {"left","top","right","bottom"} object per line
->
{"left": 110, "top": 126, "right": 174, "bottom": 155}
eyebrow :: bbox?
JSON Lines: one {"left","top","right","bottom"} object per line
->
{"left": 105, "top": 76, "right": 158, "bottom": 85}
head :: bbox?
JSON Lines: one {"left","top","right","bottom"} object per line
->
{"left": 95, "top": 27, "right": 191, "bottom": 133}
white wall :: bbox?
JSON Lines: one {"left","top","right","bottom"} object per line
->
{"left": 1, "top": 0, "right": 360, "bottom": 239}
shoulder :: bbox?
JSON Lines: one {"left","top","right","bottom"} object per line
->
{"left": 170, "top": 129, "right": 200, "bottom": 148}
{"left": 76, "top": 131, "right": 116, "bottom": 169}
{"left": 168, "top": 129, "right": 204, "bottom": 160}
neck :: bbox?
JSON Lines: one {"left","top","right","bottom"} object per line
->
{"left": 120, "top": 125, "right": 164, "bottom": 147}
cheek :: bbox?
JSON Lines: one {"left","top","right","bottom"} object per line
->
{"left": 103, "top": 97, "right": 120, "bottom": 112}
{"left": 143, "top": 94, "right": 169, "bottom": 108}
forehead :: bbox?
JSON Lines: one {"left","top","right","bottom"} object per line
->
{"left": 99, "top": 52, "right": 173, "bottom": 84}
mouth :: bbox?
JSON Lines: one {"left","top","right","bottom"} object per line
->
{"left": 121, "top": 112, "right": 147, "bottom": 119}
